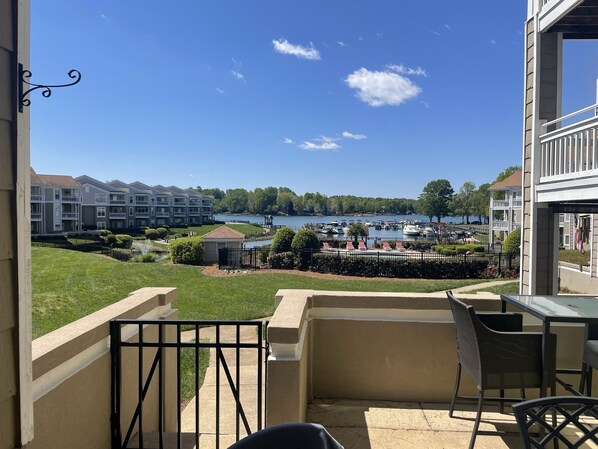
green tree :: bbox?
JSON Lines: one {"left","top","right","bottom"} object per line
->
{"left": 471, "top": 183, "right": 490, "bottom": 222}
{"left": 452, "top": 182, "right": 476, "bottom": 224}
{"left": 276, "top": 191, "right": 296, "bottom": 215}
{"left": 418, "top": 179, "right": 454, "bottom": 222}
{"left": 221, "top": 188, "right": 249, "bottom": 213}
{"left": 495, "top": 166, "right": 521, "bottom": 183}
{"left": 346, "top": 223, "right": 367, "bottom": 246}
{"left": 503, "top": 227, "right": 521, "bottom": 254}
{"left": 270, "top": 227, "right": 296, "bottom": 255}
{"left": 291, "top": 228, "right": 320, "bottom": 269}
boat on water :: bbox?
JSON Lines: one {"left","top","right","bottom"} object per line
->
{"left": 423, "top": 226, "right": 436, "bottom": 237}
{"left": 402, "top": 224, "right": 421, "bottom": 236}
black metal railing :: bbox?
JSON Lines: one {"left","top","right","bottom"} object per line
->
{"left": 110, "top": 320, "right": 268, "bottom": 449}
{"left": 219, "top": 247, "right": 520, "bottom": 277}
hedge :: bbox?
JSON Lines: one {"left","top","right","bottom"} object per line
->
{"left": 111, "top": 248, "right": 132, "bottom": 262}
{"left": 114, "top": 234, "right": 133, "bottom": 249}
{"left": 170, "top": 237, "right": 204, "bottom": 265}
{"left": 310, "top": 253, "right": 490, "bottom": 279}
{"left": 269, "top": 251, "right": 295, "bottom": 269}
{"left": 145, "top": 228, "right": 160, "bottom": 240}
{"left": 270, "top": 227, "right": 295, "bottom": 255}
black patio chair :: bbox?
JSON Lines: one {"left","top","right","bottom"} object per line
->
{"left": 579, "top": 323, "right": 598, "bottom": 395}
{"left": 446, "top": 290, "right": 557, "bottom": 449}
{"left": 513, "top": 396, "right": 598, "bottom": 449}
{"left": 227, "top": 423, "right": 344, "bottom": 449}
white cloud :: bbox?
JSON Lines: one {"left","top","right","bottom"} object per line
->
{"left": 490, "top": 39, "right": 497, "bottom": 45}
{"left": 272, "top": 39, "right": 321, "bottom": 60}
{"left": 345, "top": 68, "right": 422, "bottom": 107}
{"left": 420, "top": 101, "right": 430, "bottom": 109}
{"left": 283, "top": 137, "right": 294, "bottom": 144}
{"left": 428, "top": 29, "right": 441, "bottom": 36}
{"left": 444, "top": 24, "right": 452, "bottom": 31}
{"left": 342, "top": 131, "right": 367, "bottom": 140}
{"left": 299, "top": 136, "right": 340, "bottom": 151}
{"left": 216, "top": 87, "right": 224, "bottom": 94}
{"left": 358, "top": 36, "right": 364, "bottom": 41}
{"left": 386, "top": 64, "right": 428, "bottom": 77}
{"left": 100, "top": 13, "right": 108, "bottom": 20}
{"left": 337, "top": 41, "right": 348, "bottom": 47}
{"left": 231, "top": 70, "right": 244, "bottom": 80}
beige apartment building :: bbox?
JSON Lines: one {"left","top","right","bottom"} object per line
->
{"left": 522, "top": 0, "right": 598, "bottom": 294}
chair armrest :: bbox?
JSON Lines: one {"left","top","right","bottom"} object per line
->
{"left": 477, "top": 312, "right": 522, "bottom": 332}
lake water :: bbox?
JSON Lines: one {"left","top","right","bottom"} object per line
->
{"left": 215, "top": 214, "right": 476, "bottom": 248}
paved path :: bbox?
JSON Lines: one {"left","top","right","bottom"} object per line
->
{"left": 446, "top": 279, "right": 517, "bottom": 294}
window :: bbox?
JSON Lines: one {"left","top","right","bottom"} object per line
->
{"left": 97, "top": 207, "right": 106, "bottom": 218}
{"left": 129, "top": 208, "right": 134, "bottom": 216}
{"left": 55, "top": 189, "right": 60, "bottom": 200}
{"left": 95, "top": 192, "right": 107, "bottom": 203}
{"left": 97, "top": 222, "right": 106, "bottom": 230}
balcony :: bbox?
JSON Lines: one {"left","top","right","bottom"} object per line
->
{"left": 156, "top": 208, "right": 170, "bottom": 217}
{"left": 537, "top": 107, "right": 598, "bottom": 203}
{"left": 108, "top": 212, "right": 126, "bottom": 219}
{"left": 135, "top": 208, "right": 150, "bottom": 218}
{"left": 61, "top": 211, "right": 79, "bottom": 219}
{"left": 110, "top": 197, "right": 126, "bottom": 204}
{"left": 27, "top": 287, "right": 591, "bottom": 449}
{"left": 537, "top": 0, "right": 584, "bottom": 33}
{"left": 61, "top": 195, "right": 80, "bottom": 202}
{"left": 31, "top": 194, "right": 42, "bottom": 202}
{"left": 174, "top": 208, "right": 186, "bottom": 217}
{"left": 493, "top": 200, "right": 510, "bottom": 208}
{"left": 188, "top": 207, "right": 200, "bottom": 216}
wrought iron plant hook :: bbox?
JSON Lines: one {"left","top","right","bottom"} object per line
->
{"left": 18, "top": 63, "right": 81, "bottom": 112}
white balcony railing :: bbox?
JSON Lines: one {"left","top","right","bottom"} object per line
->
{"left": 493, "top": 200, "right": 510, "bottom": 208}
{"left": 540, "top": 109, "right": 598, "bottom": 183}
{"left": 109, "top": 213, "right": 126, "bottom": 219}
{"left": 31, "top": 194, "right": 42, "bottom": 202}
{"left": 512, "top": 200, "right": 522, "bottom": 207}
{"left": 62, "top": 195, "right": 80, "bottom": 202}
{"left": 62, "top": 212, "right": 79, "bottom": 219}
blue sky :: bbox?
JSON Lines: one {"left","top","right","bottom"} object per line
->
{"left": 29, "top": 1, "right": 598, "bottom": 198}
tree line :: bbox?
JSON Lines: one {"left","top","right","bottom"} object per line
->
{"left": 197, "top": 166, "right": 520, "bottom": 222}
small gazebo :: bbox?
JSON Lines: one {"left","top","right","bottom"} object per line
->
{"left": 201, "top": 226, "right": 245, "bottom": 264}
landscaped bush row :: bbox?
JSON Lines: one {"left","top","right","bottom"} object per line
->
{"left": 432, "top": 243, "right": 485, "bottom": 255}
{"left": 309, "top": 253, "right": 491, "bottom": 279}
{"left": 111, "top": 248, "right": 133, "bottom": 261}
{"left": 269, "top": 251, "right": 295, "bottom": 269}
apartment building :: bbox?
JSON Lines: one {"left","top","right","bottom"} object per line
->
{"left": 522, "top": 0, "right": 598, "bottom": 293}
{"left": 30, "top": 169, "right": 82, "bottom": 234}
{"left": 75, "top": 175, "right": 214, "bottom": 231}
{"left": 488, "top": 170, "right": 523, "bottom": 245}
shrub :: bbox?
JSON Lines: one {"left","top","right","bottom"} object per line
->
{"left": 156, "top": 227, "right": 168, "bottom": 239}
{"left": 132, "top": 253, "right": 157, "bottom": 263}
{"left": 270, "top": 227, "right": 296, "bottom": 255}
{"left": 170, "top": 237, "right": 204, "bottom": 265}
{"left": 145, "top": 228, "right": 160, "bottom": 240}
{"left": 310, "top": 253, "right": 489, "bottom": 279}
{"left": 503, "top": 228, "right": 521, "bottom": 255}
{"left": 114, "top": 234, "right": 133, "bottom": 249}
{"left": 111, "top": 248, "right": 132, "bottom": 262}
{"left": 291, "top": 228, "right": 320, "bottom": 269}
{"left": 104, "top": 233, "right": 120, "bottom": 247}
{"left": 99, "top": 229, "right": 112, "bottom": 237}
{"left": 269, "top": 251, "right": 294, "bottom": 269}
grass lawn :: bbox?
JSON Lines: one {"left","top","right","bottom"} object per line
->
{"left": 32, "top": 246, "right": 490, "bottom": 338}
{"left": 467, "top": 281, "right": 519, "bottom": 295}
{"left": 559, "top": 249, "right": 590, "bottom": 266}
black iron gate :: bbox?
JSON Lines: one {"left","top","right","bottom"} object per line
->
{"left": 110, "top": 319, "right": 268, "bottom": 449}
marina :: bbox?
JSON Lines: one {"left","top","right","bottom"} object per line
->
{"left": 216, "top": 214, "right": 480, "bottom": 248}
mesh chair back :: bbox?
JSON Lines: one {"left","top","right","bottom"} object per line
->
{"left": 447, "top": 291, "right": 482, "bottom": 387}
{"left": 512, "top": 396, "right": 598, "bottom": 449}
{"left": 227, "top": 423, "right": 344, "bottom": 449}
{"left": 587, "top": 323, "right": 598, "bottom": 341}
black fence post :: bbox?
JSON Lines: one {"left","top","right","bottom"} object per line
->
{"left": 498, "top": 252, "right": 502, "bottom": 276}
{"left": 377, "top": 251, "right": 380, "bottom": 276}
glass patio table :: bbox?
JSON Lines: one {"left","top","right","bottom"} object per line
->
{"left": 500, "top": 294, "right": 598, "bottom": 395}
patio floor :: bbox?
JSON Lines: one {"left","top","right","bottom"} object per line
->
{"left": 308, "top": 399, "right": 521, "bottom": 449}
